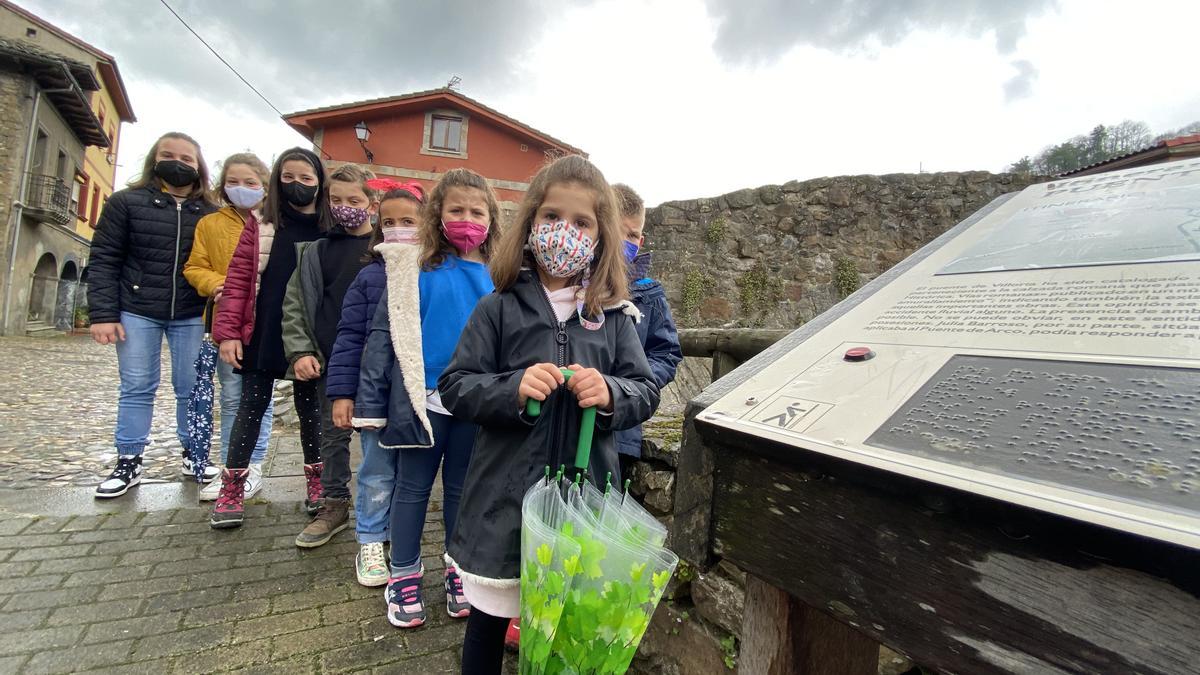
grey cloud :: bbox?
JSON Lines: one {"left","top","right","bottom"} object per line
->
{"left": 1003, "top": 59, "right": 1038, "bottom": 102}
{"left": 703, "top": 0, "right": 1058, "bottom": 64}
{"left": 23, "top": 0, "right": 572, "bottom": 115}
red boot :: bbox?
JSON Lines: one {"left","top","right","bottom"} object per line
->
{"left": 210, "top": 468, "right": 248, "bottom": 529}
{"left": 303, "top": 462, "right": 323, "bottom": 516}
{"left": 504, "top": 618, "right": 520, "bottom": 652}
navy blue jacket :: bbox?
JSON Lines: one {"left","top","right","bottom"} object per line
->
{"left": 616, "top": 254, "right": 683, "bottom": 457}
{"left": 354, "top": 285, "right": 434, "bottom": 448}
{"left": 326, "top": 260, "right": 386, "bottom": 401}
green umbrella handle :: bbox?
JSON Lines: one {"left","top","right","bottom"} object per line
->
{"left": 524, "top": 368, "right": 597, "bottom": 472}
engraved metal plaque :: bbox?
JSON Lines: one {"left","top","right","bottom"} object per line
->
{"left": 865, "top": 356, "right": 1199, "bottom": 512}
{"left": 696, "top": 158, "right": 1200, "bottom": 548}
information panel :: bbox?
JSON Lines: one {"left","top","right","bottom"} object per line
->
{"left": 696, "top": 158, "right": 1200, "bottom": 549}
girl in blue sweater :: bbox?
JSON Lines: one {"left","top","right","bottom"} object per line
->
{"left": 351, "top": 169, "right": 498, "bottom": 628}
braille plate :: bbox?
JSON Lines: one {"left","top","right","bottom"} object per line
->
{"left": 865, "top": 356, "right": 1200, "bottom": 514}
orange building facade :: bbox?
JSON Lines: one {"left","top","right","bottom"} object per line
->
{"left": 283, "top": 88, "right": 585, "bottom": 219}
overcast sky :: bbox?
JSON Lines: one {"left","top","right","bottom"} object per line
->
{"left": 20, "top": 0, "right": 1200, "bottom": 205}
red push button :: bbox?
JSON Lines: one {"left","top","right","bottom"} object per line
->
{"left": 844, "top": 347, "right": 874, "bottom": 361}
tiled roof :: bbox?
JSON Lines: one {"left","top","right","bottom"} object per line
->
{"left": 0, "top": 0, "right": 135, "bottom": 121}
{"left": 284, "top": 87, "right": 585, "bottom": 156}
{"left": 0, "top": 36, "right": 108, "bottom": 147}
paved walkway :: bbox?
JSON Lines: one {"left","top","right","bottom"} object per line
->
{"left": 0, "top": 440, "right": 488, "bottom": 674}
{"left": 0, "top": 336, "right": 500, "bottom": 673}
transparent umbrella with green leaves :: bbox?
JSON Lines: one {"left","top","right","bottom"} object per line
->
{"left": 519, "top": 369, "right": 678, "bottom": 675}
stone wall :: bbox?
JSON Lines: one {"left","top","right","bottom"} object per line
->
{"left": 642, "top": 172, "right": 1041, "bottom": 330}
{"left": 626, "top": 171, "right": 1044, "bottom": 673}
{"left": 0, "top": 68, "right": 31, "bottom": 333}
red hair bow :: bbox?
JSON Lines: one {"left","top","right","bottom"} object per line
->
{"left": 366, "top": 178, "right": 425, "bottom": 203}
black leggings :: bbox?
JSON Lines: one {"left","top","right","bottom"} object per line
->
{"left": 461, "top": 609, "right": 509, "bottom": 675}
{"left": 226, "top": 370, "right": 320, "bottom": 469}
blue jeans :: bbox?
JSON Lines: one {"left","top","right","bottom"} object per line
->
{"left": 356, "top": 428, "right": 394, "bottom": 544}
{"left": 113, "top": 311, "right": 203, "bottom": 456}
{"left": 216, "top": 360, "right": 273, "bottom": 465}
{"left": 389, "top": 411, "right": 477, "bottom": 573}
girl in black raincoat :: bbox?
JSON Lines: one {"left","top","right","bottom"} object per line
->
{"left": 438, "top": 155, "right": 660, "bottom": 673}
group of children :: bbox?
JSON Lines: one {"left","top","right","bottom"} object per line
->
{"left": 128, "top": 134, "right": 682, "bottom": 673}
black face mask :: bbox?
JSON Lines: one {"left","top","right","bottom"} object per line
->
{"left": 280, "top": 180, "right": 318, "bottom": 207}
{"left": 153, "top": 160, "right": 199, "bottom": 188}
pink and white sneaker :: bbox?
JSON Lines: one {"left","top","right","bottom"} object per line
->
{"left": 385, "top": 566, "right": 426, "bottom": 628}
{"left": 445, "top": 565, "right": 471, "bottom": 618}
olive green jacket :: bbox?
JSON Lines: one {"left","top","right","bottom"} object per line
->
{"left": 281, "top": 240, "right": 325, "bottom": 380}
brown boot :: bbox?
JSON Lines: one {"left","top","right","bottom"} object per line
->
{"left": 294, "top": 497, "right": 350, "bottom": 548}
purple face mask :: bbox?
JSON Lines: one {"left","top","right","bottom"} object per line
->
{"left": 442, "top": 220, "right": 488, "bottom": 253}
{"left": 332, "top": 204, "right": 370, "bottom": 229}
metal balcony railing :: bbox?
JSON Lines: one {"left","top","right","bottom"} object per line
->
{"left": 24, "top": 173, "right": 71, "bottom": 226}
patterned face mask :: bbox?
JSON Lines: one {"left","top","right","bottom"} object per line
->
{"left": 528, "top": 220, "right": 595, "bottom": 278}
{"left": 331, "top": 204, "right": 370, "bottom": 229}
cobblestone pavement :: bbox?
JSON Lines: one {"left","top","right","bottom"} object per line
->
{"left": 0, "top": 337, "right": 503, "bottom": 673}
{"left": 0, "top": 499, "right": 484, "bottom": 673}
{"left": 0, "top": 336, "right": 288, "bottom": 489}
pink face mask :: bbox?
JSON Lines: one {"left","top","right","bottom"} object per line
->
{"left": 442, "top": 220, "right": 488, "bottom": 253}
{"left": 382, "top": 226, "right": 419, "bottom": 244}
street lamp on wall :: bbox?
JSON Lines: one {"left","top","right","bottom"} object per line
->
{"left": 355, "top": 121, "right": 374, "bottom": 163}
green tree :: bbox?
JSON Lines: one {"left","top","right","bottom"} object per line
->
{"left": 1018, "top": 119, "right": 1157, "bottom": 175}
{"left": 1103, "top": 120, "right": 1151, "bottom": 155}
{"left": 1008, "top": 155, "right": 1033, "bottom": 174}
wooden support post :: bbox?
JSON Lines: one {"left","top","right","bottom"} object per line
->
{"left": 739, "top": 575, "right": 877, "bottom": 675}
{"left": 711, "top": 350, "right": 741, "bottom": 381}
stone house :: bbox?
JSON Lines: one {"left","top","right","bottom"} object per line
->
{"left": 282, "top": 87, "right": 585, "bottom": 222}
{"left": 0, "top": 1, "right": 133, "bottom": 335}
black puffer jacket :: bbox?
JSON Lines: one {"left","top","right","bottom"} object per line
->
{"left": 87, "top": 187, "right": 216, "bottom": 324}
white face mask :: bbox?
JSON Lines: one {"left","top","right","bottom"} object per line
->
{"left": 225, "top": 185, "right": 264, "bottom": 209}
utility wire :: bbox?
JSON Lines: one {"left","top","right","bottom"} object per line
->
{"left": 157, "top": 0, "right": 329, "bottom": 157}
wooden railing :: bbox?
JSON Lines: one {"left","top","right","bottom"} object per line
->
{"left": 678, "top": 328, "right": 790, "bottom": 380}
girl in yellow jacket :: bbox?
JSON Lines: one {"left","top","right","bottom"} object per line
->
{"left": 183, "top": 153, "right": 275, "bottom": 501}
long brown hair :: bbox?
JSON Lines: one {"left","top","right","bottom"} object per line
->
{"left": 215, "top": 152, "right": 270, "bottom": 206}
{"left": 261, "top": 147, "right": 334, "bottom": 231}
{"left": 491, "top": 155, "right": 628, "bottom": 316}
{"left": 127, "top": 131, "right": 213, "bottom": 203}
{"left": 419, "top": 168, "right": 500, "bottom": 271}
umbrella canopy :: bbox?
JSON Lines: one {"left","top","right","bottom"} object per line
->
{"left": 185, "top": 302, "right": 219, "bottom": 482}
{"left": 520, "top": 370, "right": 677, "bottom": 674}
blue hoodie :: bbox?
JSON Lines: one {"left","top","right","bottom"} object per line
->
{"left": 617, "top": 252, "right": 683, "bottom": 457}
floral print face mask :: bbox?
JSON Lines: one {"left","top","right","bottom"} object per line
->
{"left": 528, "top": 220, "right": 595, "bottom": 278}
{"left": 331, "top": 204, "right": 370, "bottom": 230}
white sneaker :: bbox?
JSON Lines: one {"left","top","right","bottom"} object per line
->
{"left": 198, "top": 472, "right": 223, "bottom": 501}
{"left": 181, "top": 454, "right": 220, "bottom": 482}
{"left": 356, "top": 542, "right": 389, "bottom": 587}
{"left": 95, "top": 456, "right": 143, "bottom": 499}
{"left": 245, "top": 463, "right": 264, "bottom": 500}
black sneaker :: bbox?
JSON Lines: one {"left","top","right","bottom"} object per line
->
{"left": 181, "top": 451, "right": 220, "bottom": 483}
{"left": 95, "top": 455, "right": 143, "bottom": 499}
